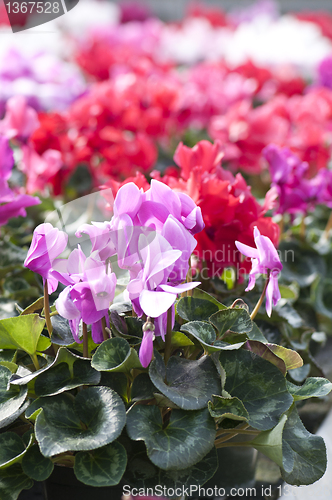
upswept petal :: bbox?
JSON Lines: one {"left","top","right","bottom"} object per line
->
{"left": 139, "top": 289, "right": 176, "bottom": 318}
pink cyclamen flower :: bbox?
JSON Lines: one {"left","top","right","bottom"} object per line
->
{"left": 0, "top": 96, "right": 39, "bottom": 141}
{"left": 235, "top": 226, "right": 282, "bottom": 317}
{"left": 24, "top": 223, "right": 68, "bottom": 293}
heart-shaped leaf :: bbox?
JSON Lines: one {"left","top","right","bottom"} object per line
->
{"left": 74, "top": 441, "right": 127, "bottom": 487}
{"left": 219, "top": 350, "right": 293, "bottom": 430}
{"left": 0, "top": 366, "right": 27, "bottom": 425}
{"left": 250, "top": 414, "right": 288, "bottom": 468}
{"left": 131, "top": 373, "right": 156, "bottom": 402}
{"left": 149, "top": 351, "right": 221, "bottom": 410}
{"left": 281, "top": 405, "right": 327, "bottom": 485}
{"left": 191, "top": 289, "right": 226, "bottom": 310}
{"left": 209, "top": 309, "right": 253, "bottom": 337}
{"left": 244, "top": 341, "right": 287, "bottom": 375}
{"left": 208, "top": 395, "right": 249, "bottom": 423}
{"left": 247, "top": 323, "right": 268, "bottom": 342}
{"left": 0, "top": 464, "right": 33, "bottom": 500}
{"left": 287, "top": 377, "right": 332, "bottom": 401}
{"left": 50, "top": 316, "right": 75, "bottom": 346}
{"left": 0, "top": 402, "right": 30, "bottom": 431}
{"left": 124, "top": 444, "right": 218, "bottom": 490}
{"left": 21, "top": 445, "right": 54, "bottom": 481}
{"left": 100, "top": 372, "right": 128, "bottom": 402}
{"left": 34, "top": 348, "right": 101, "bottom": 396}
{"left": 20, "top": 297, "right": 44, "bottom": 316}
{"left": 171, "top": 331, "right": 194, "bottom": 347}
{"left": 177, "top": 298, "right": 219, "bottom": 322}
{"left": 27, "top": 387, "right": 126, "bottom": 457}
{"left": 126, "top": 405, "right": 216, "bottom": 470}
{"left": 0, "top": 315, "right": 45, "bottom": 355}
{"left": 91, "top": 338, "right": 141, "bottom": 373}
{"left": 0, "top": 433, "right": 33, "bottom": 469}
{"left": 181, "top": 321, "right": 245, "bottom": 354}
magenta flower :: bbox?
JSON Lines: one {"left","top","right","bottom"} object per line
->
{"left": 262, "top": 144, "right": 331, "bottom": 216}
{"left": 24, "top": 223, "right": 68, "bottom": 293}
{"left": 55, "top": 253, "right": 116, "bottom": 343}
{"left": 235, "top": 227, "right": 282, "bottom": 317}
{"left": 139, "top": 326, "right": 155, "bottom": 368}
{"left": 0, "top": 135, "right": 40, "bottom": 226}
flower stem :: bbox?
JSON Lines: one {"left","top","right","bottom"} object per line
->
{"left": 101, "top": 316, "right": 109, "bottom": 341}
{"left": 164, "top": 308, "right": 173, "bottom": 366}
{"left": 323, "top": 211, "right": 332, "bottom": 239}
{"left": 250, "top": 274, "right": 270, "bottom": 320}
{"left": 30, "top": 353, "right": 40, "bottom": 371}
{"left": 82, "top": 322, "right": 89, "bottom": 358}
{"left": 43, "top": 280, "right": 53, "bottom": 338}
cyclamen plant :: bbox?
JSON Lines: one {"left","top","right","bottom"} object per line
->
{"left": 0, "top": 180, "right": 331, "bottom": 500}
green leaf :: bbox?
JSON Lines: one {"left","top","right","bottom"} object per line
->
{"left": 191, "top": 289, "right": 226, "bottom": 310}
{"left": 250, "top": 414, "right": 288, "bottom": 468}
{"left": 124, "top": 317, "right": 144, "bottom": 339}
{"left": 149, "top": 351, "right": 221, "bottom": 410}
{"left": 91, "top": 338, "right": 142, "bottom": 373}
{"left": 209, "top": 309, "right": 253, "bottom": 337}
{"left": 267, "top": 344, "right": 303, "bottom": 371}
{"left": 274, "top": 303, "right": 303, "bottom": 329}
{"left": 100, "top": 372, "right": 128, "bottom": 402}
{"left": 287, "top": 377, "right": 332, "bottom": 401}
{"left": 208, "top": 395, "right": 249, "bottom": 423}
{"left": 50, "top": 316, "right": 75, "bottom": 346}
{"left": 0, "top": 464, "right": 33, "bottom": 500}
{"left": 281, "top": 405, "right": 327, "bottom": 485}
{"left": 21, "top": 445, "right": 54, "bottom": 481}
{"left": 0, "top": 402, "right": 30, "bottom": 430}
{"left": 34, "top": 348, "right": 101, "bottom": 396}
{"left": 177, "top": 297, "right": 219, "bottom": 322}
{"left": 126, "top": 405, "right": 216, "bottom": 470}
{"left": 288, "top": 364, "right": 311, "bottom": 383}
{"left": 0, "top": 433, "right": 27, "bottom": 469}
{"left": 0, "top": 362, "right": 17, "bottom": 373}
{"left": 247, "top": 323, "right": 268, "bottom": 342}
{"left": 219, "top": 350, "right": 293, "bottom": 430}
{"left": 244, "top": 341, "right": 288, "bottom": 375}
{"left": 171, "top": 331, "right": 194, "bottom": 348}
{"left": 124, "top": 445, "right": 218, "bottom": 490}
{"left": 20, "top": 297, "right": 44, "bottom": 316}
{"left": 279, "top": 285, "right": 298, "bottom": 301}
{"left": 131, "top": 373, "right": 156, "bottom": 402}
{"left": 74, "top": 441, "right": 127, "bottom": 487}
{"left": 36, "top": 335, "right": 51, "bottom": 352}
{"left": 0, "top": 366, "right": 27, "bottom": 426}
{"left": 29, "top": 387, "right": 126, "bottom": 457}
{"left": 181, "top": 321, "right": 245, "bottom": 354}
{"left": 0, "top": 315, "right": 45, "bottom": 355}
